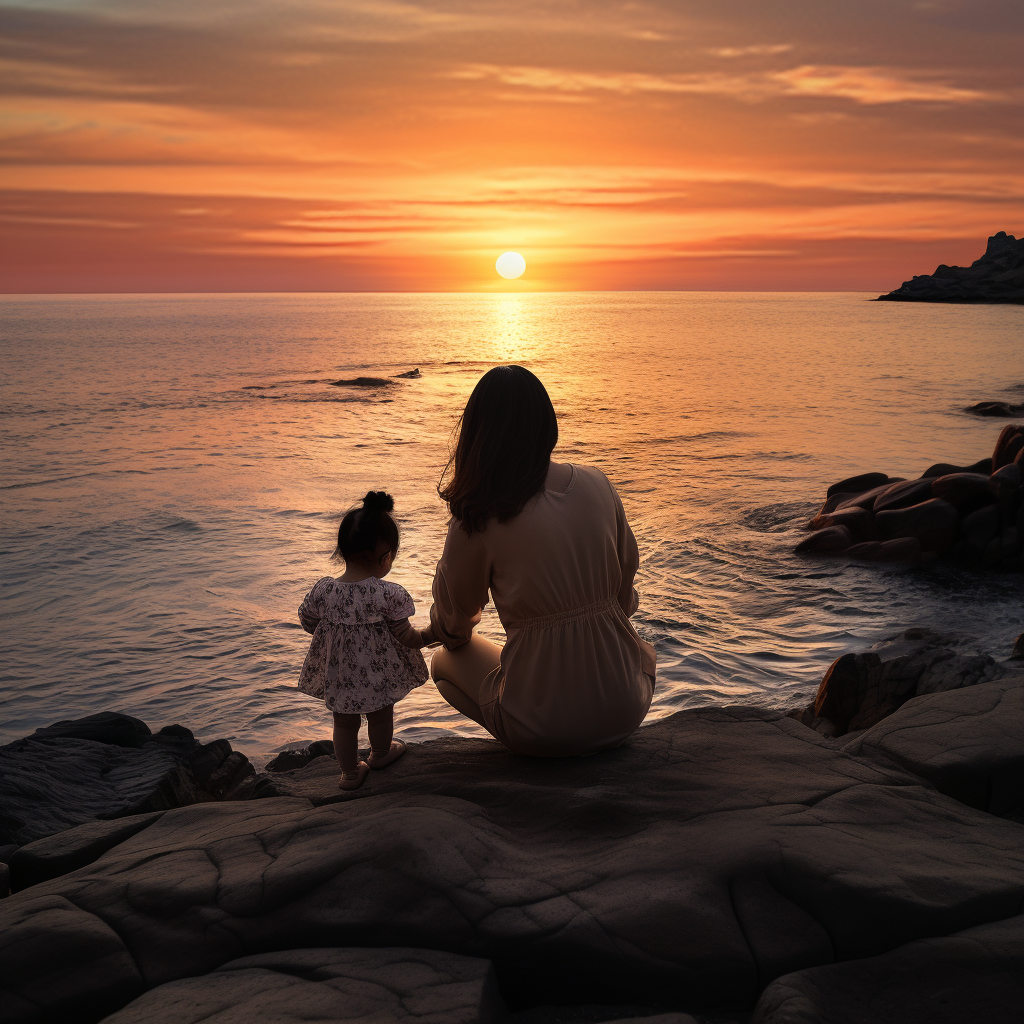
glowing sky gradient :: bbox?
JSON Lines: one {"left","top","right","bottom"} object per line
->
{"left": 1, "top": 0, "right": 1022, "bottom": 291}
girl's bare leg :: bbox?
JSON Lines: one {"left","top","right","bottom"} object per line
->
{"left": 332, "top": 712, "right": 361, "bottom": 772}
{"left": 367, "top": 704, "right": 406, "bottom": 769}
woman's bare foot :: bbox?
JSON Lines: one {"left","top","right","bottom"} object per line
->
{"left": 339, "top": 761, "right": 369, "bottom": 790}
{"left": 367, "top": 739, "right": 406, "bottom": 770}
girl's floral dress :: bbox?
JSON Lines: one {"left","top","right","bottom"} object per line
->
{"left": 297, "top": 576, "right": 428, "bottom": 714}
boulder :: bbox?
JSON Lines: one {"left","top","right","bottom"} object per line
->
{"left": 794, "top": 525, "right": 852, "bottom": 555}
{"left": 100, "top": 947, "right": 504, "bottom": 1024}
{"left": 0, "top": 737, "right": 196, "bottom": 846}
{"left": 329, "top": 377, "right": 393, "bottom": 388}
{"left": 834, "top": 483, "right": 895, "bottom": 512}
{"left": 875, "top": 498, "right": 958, "bottom": 552}
{"left": 871, "top": 479, "right": 934, "bottom": 514}
{"left": 826, "top": 473, "right": 888, "bottom": 499}
{"left": 393, "top": 368, "right": 422, "bottom": 379}
{"left": 992, "top": 423, "right": 1024, "bottom": 469}
{"left": 812, "top": 630, "right": 1008, "bottom": 736}
{"left": 962, "top": 505, "right": 1000, "bottom": 555}
{"left": 752, "top": 915, "right": 1024, "bottom": 1024}
{"left": 29, "top": 712, "right": 152, "bottom": 749}
{"left": 920, "top": 457, "right": 992, "bottom": 479}
{"left": 929, "top": 472, "right": 995, "bottom": 515}
{"left": 806, "top": 506, "right": 874, "bottom": 542}
{"left": 265, "top": 740, "right": 336, "bottom": 774}
{"left": 990, "top": 461, "right": 1021, "bottom": 495}
{"left": 2, "top": 709, "right": 1023, "bottom": 1021}
{"left": 843, "top": 676, "right": 1024, "bottom": 814}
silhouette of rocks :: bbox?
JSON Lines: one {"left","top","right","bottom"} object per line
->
{"left": 0, "top": 714, "right": 254, "bottom": 846}
{"left": 966, "top": 400, "right": 1024, "bottom": 417}
{"left": 329, "top": 376, "right": 393, "bottom": 388}
{"left": 796, "top": 425, "right": 1023, "bottom": 569}
{"left": 752, "top": 915, "right": 1024, "bottom": 1024}
{"left": 877, "top": 231, "right": 1024, "bottom": 304}
{"left": 789, "top": 629, "right": 1022, "bottom": 741}
{"left": 393, "top": 367, "right": 422, "bottom": 378}
{"left": 2, "top": 696, "right": 1023, "bottom": 1024}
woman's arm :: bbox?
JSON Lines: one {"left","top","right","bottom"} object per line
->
{"left": 429, "top": 523, "right": 491, "bottom": 650}
{"left": 610, "top": 482, "right": 642, "bottom": 616}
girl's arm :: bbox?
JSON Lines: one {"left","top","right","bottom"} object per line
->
{"left": 387, "top": 618, "right": 438, "bottom": 649}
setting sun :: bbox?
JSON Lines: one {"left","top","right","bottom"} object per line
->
{"left": 495, "top": 252, "right": 527, "bottom": 280}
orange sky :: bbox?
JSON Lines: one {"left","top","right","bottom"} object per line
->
{"left": 1, "top": 0, "right": 1022, "bottom": 291}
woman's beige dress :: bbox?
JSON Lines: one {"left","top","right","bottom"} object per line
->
{"left": 429, "top": 464, "right": 656, "bottom": 756}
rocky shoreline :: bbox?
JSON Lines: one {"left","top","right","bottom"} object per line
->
{"left": 795, "top": 423, "right": 1024, "bottom": 567}
{"left": 1, "top": 629, "right": 1022, "bottom": 1024}
{"left": 876, "top": 231, "right": 1024, "bottom": 304}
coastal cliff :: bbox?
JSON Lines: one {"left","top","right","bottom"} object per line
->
{"left": 877, "top": 231, "right": 1024, "bottom": 304}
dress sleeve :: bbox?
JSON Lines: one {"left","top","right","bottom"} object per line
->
{"left": 429, "top": 521, "right": 491, "bottom": 650}
{"left": 382, "top": 582, "right": 416, "bottom": 621}
{"left": 608, "top": 476, "right": 641, "bottom": 617}
{"left": 298, "top": 576, "right": 333, "bottom": 634}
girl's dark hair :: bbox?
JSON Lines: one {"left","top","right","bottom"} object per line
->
{"left": 438, "top": 365, "right": 558, "bottom": 534}
{"left": 335, "top": 490, "right": 400, "bottom": 561}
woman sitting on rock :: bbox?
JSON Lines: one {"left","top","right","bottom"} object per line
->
{"left": 429, "top": 365, "right": 656, "bottom": 756}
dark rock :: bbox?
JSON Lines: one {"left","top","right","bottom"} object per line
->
{"left": 813, "top": 630, "right": 1007, "bottom": 736}
{"left": 876, "top": 231, "right": 1024, "bottom": 304}
{"left": 875, "top": 498, "right": 958, "bottom": 552}
{"left": 0, "top": 737, "right": 197, "bottom": 846}
{"left": 920, "top": 457, "right": 992, "bottom": 478}
{"left": 1012, "top": 634, "right": 1024, "bottom": 660}
{"left": 752, "top": 915, "right": 1024, "bottom": 1024}
{"left": 0, "top": 862, "right": 8, "bottom": 899}
{"left": 990, "top": 461, "right": 1021, "bottom": 494}
{"left": 993, "top": 423, "right": 1024, "bottom": 469}
{"left": 843, "top": 676, "right": 1024, "bottom": 814}
{"left": 265, "top": 747, "right": 313, "bottom": 773}
{"left": 185, "top": 739, "right": 232, "bottom": 787}
{"left": 794, "top": 526, "right": 852, "bottom": 555}
{"left": 845, "top": 538, "right": 920, "bottom": 563}
{"left": 3, "top": 710, "right": 1023, "bottom": 1021}
{"left": 807, "top": 506, "right": 875, "bottom": 542}
{"left": 816, "top": 492, "right": 859, "bottom": 516}
{"left": 329, "top": 377, "right": 393, "bottom": 388}
{"left": 28, "top": 712, "right": 151, "bottom": 749}
{"left": 871, "top": 479, "right": 934, "bottom": 514}
{"left": 929, "top": 472, "right": 995, "bottom": 515}
{"left": 100, "top": 947, "right": 503, "bottom": 1024}
{"left": 834, "top": 482, "right": 900, "bottom": 512}
{"left": 149, "top": 724, "right": 195, "bottom": 751}
{"left": 826, "top": 473, "right": 888, "bottom": 499}
{"left": 966, "top": 400, "right": 1024, "bottom": 417}
{"left": 204, "top": 750, "right": 256, "bottom": 800}
{"left": 393, "top": 368, "right": 422, "bottom": 379}
{"left": 8, "top": 813, "right": 163, "bottom": 892}
{"left": 962, "top": 505, "right": 1000, "bottom": 554}
{"left": 308, "top": 739, "right": 335, "bottom": 760}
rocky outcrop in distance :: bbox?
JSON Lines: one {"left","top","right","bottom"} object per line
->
{"left": 0, "top": 627, "right": 1022, "bottom": 1024}
{"left": 876, "top": 231, "right": 1024, "bottom": 304}
{"left": 795, "top": 423, "right": 1024, "bottom": 567}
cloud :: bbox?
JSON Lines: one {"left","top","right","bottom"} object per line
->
{"left": 451, "top": 62, "right": 1006, "bottom": 105}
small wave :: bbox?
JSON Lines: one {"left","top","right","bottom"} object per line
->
{"left": 743, "top": 501, "right": 818, "bottom": 533}
{"left": 161, "top": 517, "right": 202, "bottom": 532}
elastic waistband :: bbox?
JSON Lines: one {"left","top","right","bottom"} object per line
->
{"left": 505, "top": 597, "right": 618, "bottom": 630}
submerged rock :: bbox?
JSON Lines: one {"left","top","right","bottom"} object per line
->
{"left": 329, "top": 376, "right": 394, "bottom": 388}
{"left": 876, "top": 231, "right": 1024, "bottom": 304}
{"left": 966, "top": 400, "right": 1024, "bottom": 417}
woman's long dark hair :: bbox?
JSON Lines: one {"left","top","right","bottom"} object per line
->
{"left": 438, "top": 366, "right": 558, "bottom": 534}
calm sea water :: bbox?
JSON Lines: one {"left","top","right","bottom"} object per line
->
{"left": 1, "top": 292, "right": 1021, "bottom": 762}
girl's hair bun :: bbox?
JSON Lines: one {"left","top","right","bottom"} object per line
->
{"left": 362, "top": 490, "right": 394, "bottom": 513}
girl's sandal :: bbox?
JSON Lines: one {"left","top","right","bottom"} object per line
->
{"left": 368, "top": 739, "right": 407, "bottom": 770}
{"left": 339, "top": 761, "right": 369, "bottom": 790}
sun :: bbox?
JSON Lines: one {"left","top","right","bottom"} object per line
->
{"left": 495, "top": 251, "right": 526, "bottom": 279}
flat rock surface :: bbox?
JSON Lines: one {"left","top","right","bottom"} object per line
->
{"left": 2, "top": 705, "right": 1023, "bottom": 1023}
{"left": 100, "top": 947, "right": 502, "bottom": 1024}
{"left": 843, "top": 676, "right": 1024, "bottom": 814}
{"left": 751, "top": 914, "right": 1024, "bottom": 1024}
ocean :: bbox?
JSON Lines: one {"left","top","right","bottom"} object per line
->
{"left": 1, "top": 292, "right": 1021, "bottom": 763}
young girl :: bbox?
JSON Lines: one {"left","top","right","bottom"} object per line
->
{"left": 298, "top": 490, "right": 434, "bottom": 790}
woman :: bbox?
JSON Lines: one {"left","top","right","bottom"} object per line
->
{"left": 429, "top": 365, "right": 656, "bottom": 756}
